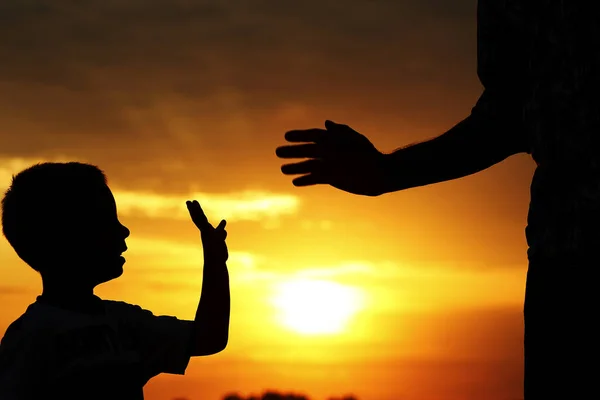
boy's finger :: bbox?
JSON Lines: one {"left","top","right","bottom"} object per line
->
{"left": 186, "top": 200, "right": 212, "bottom": 230}
{"left": 216, "top": 219, "right": 227, "bottom": 231}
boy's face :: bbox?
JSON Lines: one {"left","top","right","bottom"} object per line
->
{"left": 51, "top": 184, "right": 130, "bottom": 286}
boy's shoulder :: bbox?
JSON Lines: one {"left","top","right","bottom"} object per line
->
{"left": 101, "top": 300, "right": 161, "bottom": 327}
{"left": 101, "top": 300, "right": 189, "bottom": 330}
{"left": 0, "top": 299, "right": 137, "bottom": 347}
{"left": 0, "top": 314, "right": 28, "bottom": 358}
{"left": 0, "top": 305, "right": 54, "bottom": 375}
{"left": 1, "top": 314, "right": 26, "bottom": 343}
{"left": 1, "top": 302, "right": 56, "bottom": 347}
{"left": 1, "top": 298, "right": 186, "bottom": 353}
{"left": 102, "top": 299, "right": 149, "bottom": 315}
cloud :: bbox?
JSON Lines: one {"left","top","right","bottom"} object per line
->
{"left": 121, "top": 236, "right": 278, "bottom": 291}
{"left": 0, "top": 156, "right": 301, "bottom": 224}
{"left": 0, "top": 1, "right": 477, "bottom": 146}
{"left": 299, "top": 220, "right": 333, "bottom": 230}
{"left": 131, "top": 237, "right": 278, "bottom": 276}
{"left": 0, "top": 0, "right": 481, "bottom": 197}
{"left": 258, "top": 259, "right": 525, "bottom": 311}
{"left": 124, "top": 233, "right": 524, "bottom": 310}
{"left": 0, "top": 155, "right": 73, "bottom": 188}
{"left": 0, "top": 285, "right": 31, "bottom": 295}
{"left": 114, "top": 190, "right": 299, "bottom": 222}
{"left": 0, "top": 0, "right": 474, "bottom": 91}
{"left": 125, "top": 236, "right": 524, "bottom": 289}
{"left": 125, "top": 236, "right": 260, "bottom": 270}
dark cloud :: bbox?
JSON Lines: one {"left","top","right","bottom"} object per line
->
{"left": 0, "top": 0, "right": 479, "bottom": 191}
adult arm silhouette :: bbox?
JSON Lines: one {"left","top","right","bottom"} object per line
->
{"left": 276, "top": 89, "right": 530, "bottom": 196}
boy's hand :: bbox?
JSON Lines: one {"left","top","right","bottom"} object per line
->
{"left": 186, "top": 200, "right": 228, "bottom": 263}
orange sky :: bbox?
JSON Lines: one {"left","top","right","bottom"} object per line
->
{"left": 0, "top": 1, "right": 537, "bottom": 400}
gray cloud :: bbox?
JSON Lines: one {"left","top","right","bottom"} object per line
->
{"left": 0, "top": 0, "right": 479, "bottom": 191}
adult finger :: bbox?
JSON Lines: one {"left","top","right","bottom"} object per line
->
{"left": 281, "top": 159, "right": 323, "bottom": 175}
{"left": 216, "top": 219, "right": 227, "bottom": 231}
{"left": 325, "top": 120, "right": 357, "bottom": 135}
{"left": 324, "top": 120, "right": 338, "bottom": 130}
{"left": 292, "top": 173, "right": 328, "bottom": 187}
{"left": 284, "top": 128, "right": 327, "bottom": 143}
{"left": 325, "top": 120, "right": 348, "bottom": 130}
{"left": 276, "top": 143, "right": 322, "bottom": 159}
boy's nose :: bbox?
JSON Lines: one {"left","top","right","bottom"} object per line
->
{"left": 121, "top": 224, "right": 130, "bottom": 239}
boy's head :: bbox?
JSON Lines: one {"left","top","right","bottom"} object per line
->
{"left": 1, "top": 162, "right": 130, "bottom": 287}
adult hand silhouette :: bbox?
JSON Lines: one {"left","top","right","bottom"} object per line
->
{"left": 276, "top": 120, "right": 388, "bottom": 196}
{"left": 186, "top": 200, "right": 228, "bottom": 263}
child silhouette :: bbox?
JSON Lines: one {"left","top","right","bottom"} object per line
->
{"left": 0, "top": 162, "right": 230, "bottom": 400}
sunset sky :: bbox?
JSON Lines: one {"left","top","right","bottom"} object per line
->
{"left": 0, "top": 1, "right": 537, "bottom": 400}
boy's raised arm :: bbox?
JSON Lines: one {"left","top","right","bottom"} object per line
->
{"left": 186, "top": 200, "right": 230, "bottom": 356}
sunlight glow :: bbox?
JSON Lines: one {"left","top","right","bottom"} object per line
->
{"left": 272, "top": 279, "right": 365, "bottom": 336}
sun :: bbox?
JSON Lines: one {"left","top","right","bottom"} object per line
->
{"left": 271, "top": 278, "right": 365, "bottom": 335}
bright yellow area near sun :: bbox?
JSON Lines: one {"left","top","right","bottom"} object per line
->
{"left": 271, "top": 279, "right": 366, "bottom": 335}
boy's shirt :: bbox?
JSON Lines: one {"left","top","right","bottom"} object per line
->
{"left": 0, "top": 297, "right": 194, "bottom": 400}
